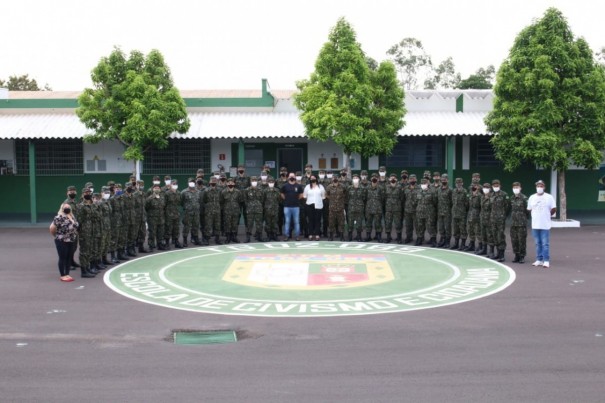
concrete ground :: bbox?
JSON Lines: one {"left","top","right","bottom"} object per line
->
{"left": 1, "top": 224, "right": 604, "bottom": 403}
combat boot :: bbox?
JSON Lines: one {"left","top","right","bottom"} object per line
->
{"left": 102, "top": 255, "right": 112, "bottom": 266}
{"left": 464, "top": 240, "right": 475, "bottom": 252}
{"left": 127, "top": 245, "right": 137, "bottom": 257}
{"left": 163, "top": 239, "right": 171, "bottom": 250}
{"left": 437, "top": 237, "right": 446, "bottom": 248}
{"left": 138, "top": 242, "right": 149, "bottom": 253}
{"left": 348, "top": 231, "right": 353, "bottom": 242}
{"left": 270, "top": 232, "right": 278, "bottom": 242}
{"left": 458, "top": 238, "right": 467, "bottom": 251}
{"left": 110, "top": 251, "right": 120, "bottom": 264}
{"left": 396, "top": 232, "right": 402, "bottom": 244}
{"left": 131, "top": 243, "right": 138, "bottom": 256}
{"left": 182, "top": 236, "right": 188, "bottom": 247}
{"left": 245, "top": 233, "right": 251, "bottom": 243}
{"left": 375, "top": 233, "right": 383, "bottom": 243}
{"left": 215, "top": 234, "right": 223, "bottom": 245}
{"left": 512, "top": 254, "right": 520, "bottom": 263}
{"left": 518, "top": 255, "right": 525, "bottom": 264}
{"left": 430, "top": 237, "right": 437, "bottom": 247}
{"left": 118, "top": 249, "right": 129, "bottom": 261}
{"left": 231, "top": 233, "right": 240, "bottom": 243}
{"left": 88, "top": 262, "right": 99, "bottom": 275}
{"left": 256, "top": 232, "right": 266, "bottom": 242}
{"left": 97, "top": 259, "right": 107, "bottom": 270}
{"left": 158, "top": 241, "right": 167, "bottom": 251}
{"left": 478, "top": 243, "right": 488, "bottom": 256}
{"left": 474, "top": 242, "right": 483, "bottom": 255}
{"left": 81, "top": 265, "right": 95, "bottom": 278}
{"left": 443, "top": 237, "right": 451, "bottom": 249}
{"left": 404, "top": 236, "right": 412, "bottom": 244}
{"left": 364, "top": 233, "right": 372, "bottom": 242}
{"left": 329, "top": 232, "right": 334, "bottom": 241}
{"left": 415, "top": 237, "right": 423, "bottom": 246}
{"left": 192, "top": 236, "right": 202, "bottom": 246}
{"left": 174, "top": 238, "right": 183, "bottom": 249}
{"left": 497, "top": 249, "right": 506, "bottom": 262}
{"left": 339, "top": 232, "right": 345, "bottom": 242}
{"left": 201, "top": 236, "right": 209, "bottom": 246}
{"left": 385, "top": 233, "right": 392, "bottom": 243}
{"left": 355, "top": 232, "right": 362, "bottom": 242}
{"left": 489, "top": 246, "right": 498, "bottom": 259}
{"left": 450, "top": 238, "right": 459, "bottom": 250}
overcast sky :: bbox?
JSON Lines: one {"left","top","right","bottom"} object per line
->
{"left": 2, "top": 0, "right": 604, "bottom": 91}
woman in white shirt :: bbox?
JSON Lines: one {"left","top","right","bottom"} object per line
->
{"left": 303, "top": 175, "right": 326, "bottom": 241}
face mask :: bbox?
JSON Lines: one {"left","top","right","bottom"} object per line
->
{"left": 238, "top": 170, "right": 245, "bottom": 174}
{"left": 353, "top": 179, "right": 360, "bottom": 186}
{"left": 402, "top": 175, "right": 408, "bottom": 180}
{"left": 220, "top": 178, "right": 226, "bottom": 182}
{"left": 172, "top": 185, "right": 178, "bottom": 190}
{"left": 153, "top": 181, "right": 160, "bottom": 185}
{"left": 472, "top": 186, "right": 477, "bottom": 191}
{"left": 228, "top": 184, "right": 234, "bottom": 189}
{"left": 327, "top": 174, "right": 333, "bottom": 179}
{"left": 492, "top": 186, "right": 500, "bottom": 192}
{"left": 261, "top": 175, "right": 267, "bottom": 181}
{"left": 332, "top": 178, "right": 339, "bottom": 183}
{"left": 63, "top": 208, "right": 71, "bottom": 214}
{"left": 68, "top": 193, "right": 76, "bottom": 199}
{"left": 361, "top": 175, "right": 367, "bottom": 180}
{"left": 410, "top": 181, "right": 416, "bottom": 185}
{"left": 296, "top": 176, "right": 302, "bottom": 181}
{"left": 165, "top": 180, "right": 171, "bottom": 186}
{"left": 268, "top": 183, "right": 275, "bottom": 188}
{"left": 379, "top": 172, "right": 386, "bottom": 177}
{"left": 210, "top": 183, "right": 216, "bottom": 187}
{"left": 115, "top": 190, "right": 123, "bottom": 196}
{"left": 89, "top": 188, "right": 94, "bottom": 193}
{"left": 421, "top": 184, "right": 428, "bottom": 190}
{"left": 441, "top": 181, "right": 447, "bottom": 185}
{"left": 310, "top": 179, "right": 317, "bottom": 184}
{"left": 188, "top": 182, "right": 195, "bottom": 188}
{"left": 371, "top": 178, "right": 378, "bottom": 183}
{"left": 319, "top": 174, "right": 325, "bottom": 179}
{"left": 196, "top": 180, "right": 203, "bottom": 186}
{"left": 341, "top": 172, "right": 346, "bottom": 177}
{"left": 536, "top": 187, "right": 545, "bottom": 194}
{"left": 289, "top": 178, "right": 296, "bottom": 182}
{"left": 102, "top": 193, "right": 110, "bottom": 200}
{"left": 153, "top": 188, "right": 161, "bottom": 194}
{"left": 83, "top": 194, "right": 92, "bottom": 200}
{"left": 251, "top": 181, "right": 258, "bottom": 187}
{"left": 390, "top": 179, "right": 397, "bottom": 184}
{"left": 483, "top": 188, "right": 490, "bottom": 194}
{"left": 126, "top": 188, "right": 134, "bottom": 194}
{"left": 512, "top": 188, "right": 520, "bottom": 195}
{"left": 214, "top": 175, "right": 219, "bottom": 179}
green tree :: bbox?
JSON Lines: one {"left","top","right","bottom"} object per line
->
{"left": 294, "top": 18, "right": 405, "bottom": 175}
{"left": 485, "top": 8, "right": 605, "bottom": 220}
{"left": 457, "top": 65, "right": 495, "bottom": 89}
{"left": 0, "top": 74, "right": 51, "bottom": 90}
{"left": 386, "top": 38, "right": 432, "bottom": 90}
{"left": 77, "top": 47, "right": 190, "bottom": 177}
{"left": 424, "top": 57, "right": 461, "bottom": 89}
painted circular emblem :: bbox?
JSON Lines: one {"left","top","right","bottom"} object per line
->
{"left": 104, "top": 242, "right": 515, "bottom": 317}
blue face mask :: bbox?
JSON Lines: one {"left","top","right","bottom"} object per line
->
{"left": 115, "top": 190, "right": 123, "bottom": 196}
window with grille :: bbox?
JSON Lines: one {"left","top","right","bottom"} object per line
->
{"left": 473, "top": 136, "right": 501, "bottom": 167}
{"left": 380, "top": 137, "right": 444, "bottom": 167}
{"left": 15, "top": 139, "right": 83, "bottom": 175}
{"left": 143, "top": 139, "right": 211, "bottom": 175}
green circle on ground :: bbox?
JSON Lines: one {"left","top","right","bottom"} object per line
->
{"left": 104, "top": 242, "right": 515, "bottom": 317}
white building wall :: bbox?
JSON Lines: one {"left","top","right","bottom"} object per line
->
{"left": 83, "top": 140, "right": 134, "bottom": 173}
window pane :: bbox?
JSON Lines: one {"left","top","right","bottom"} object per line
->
{"left": 16, "top": 139, "right": 83, "bottom": 175}
{"left": 381, "top": 137, "right": 444, "bottom": 168}
{"left": 473, "top": 136, "right": 501, "bottom": 167}
{"left": 143, "top": 139, "right": 211, "bottom": 175}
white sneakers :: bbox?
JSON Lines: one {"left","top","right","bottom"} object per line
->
{"left": 532, "top": 260, "right": 550, "bottom": 268}
{"left": 543, "top": 261, "right": 550, "bottom": 268}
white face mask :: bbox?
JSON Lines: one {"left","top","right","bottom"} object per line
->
{"left": 102, "top": 193, "right": 110, "bottom": 200}
{"left": 214, "top": 175, "right": 220, "bottom": 179}
{"left": 421, "top": 184, "right": 428, "bottom": 190}
{"left": 352, "top": 178, "right": 360, "bottom": 186}
{"left": 492, "top": 186, "right": 500, "bottom": 192}
{"left": 319, "top": 174, "right": 325, "bottom": 180}
{"left": 89, "top": 188, "right": 94, "bottom": 193}
{"left": 361, "top": 175, "right": 367, "bottom": 180}
{"left": 172, "top": 185, "right": 178, "bottom": 190}
{"left": 512, "top": 188, "right": 520, "bottom": 195}
{"left": 327, "top": 174, "right": 333, "bottom": 179}
{"left": 164, "top": 180, "right": 171, "bottom": 186}
{"left": 188, "top": 182, "right": 195, "bottom": 188}
{"left": 268, "top": 183, "right": 275, "bottom": 188}
{"left": 153, "top": 181, "right": 160, "bottom": 186}
{"left": 260, "top": 175, "right": 267, "bottom": 181}
{"left": 536, "top": 187, "right": 545, "bottom": 194}
{"left": 483, "top": 188, "right": 490, "bottom": 194}
{"left": 251, "top": 181, "right": 258, "bottom": 187}
{"left": 379, "top": 172, "right": 386, "bottom": 177}
{"left": 296, "top": 176, "right": 302, "bottom": 181}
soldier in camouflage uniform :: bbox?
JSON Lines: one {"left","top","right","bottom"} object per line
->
{"left": 510, "top": 181, "right": 529, "bottom": 263}
{"left": 429, "top": 171, "right": 440, "bottom": 240}
{"left": 235, "top": 164, "right": 251, "bottom": 228}
{"left": 203, "top": 177, "right": 223, "bottom": 245}
{"left": 121, "top": 183, "right": 137, "bottom": 257}
{"left": 451, "top": 178, "right": 469, "bottom": 250}
{"left": 146, "top": 183, "right": 166, "bottom": 251}
{"left": 469, "top": 172, "right": 481, "bottom": 194}
{"left": 365, "top": 173, "right": 385, "bottom": 242}
{"left": 107, "top": 182, "right": 123, "bottom": 263}
{"left": 244, "top": 176, "right": 265, "bottom": 242}
{"left": 181, "top": 177, "right": 200, "bottom": 247}
{"left": 90, "top": 192, "right": 104, "bottom": 272}
{"left": 489, "top": 179, "right": 511, "bottom": 262}
{"left": 338, "top": 168, "right": 351, "bottom": 189}
{"left": 384, "top": 173, "right": 404, "bottom": 243}
{"left": 277, "top": 167, "right": 288, "bottom": 235}
{"left": 477, "top": 183, "right": 493, "bottom": 256}
{"left": 195, "top": 169, "right": 206, "bottom": 238}
{"left": 133, "top": 180, "right": 148, "bottom": 253}
{"left": 359, "top": 170, "right": 370, "bottom": 189}
{"left": 326, "top": 176, "right": 347, "bottom": 241}
{"left": 221, "top": 177, "right": 242, "bottom": 243}
{"left": 403, "top": 174, "right": 419, "bottom": 244}
{"left": 347, "top": 173, "right": 366, "bottom": 242}
{"left": 164, "top": 179, "right": 183, "bottom": 248}
{"left": 263, "top": 176, "right": 281, "bottom": 241}
{"left": 435, "top": 173, "right": 452, "bottom": 248}
{"left": 466, "top": 181, "right": 482, "bottom": 253}
{"left": 77, "top": 188, "right": 96, "bottom": 277}
{"left": 98, "top": 186, "right": 113, "bottom": 267}
{"left": 415, "top": 178, "right": 437, "bottom": 246}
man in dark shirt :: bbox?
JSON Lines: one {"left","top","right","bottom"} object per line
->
{"left": 280, "top": 173, "right": 304, "bottom": 241}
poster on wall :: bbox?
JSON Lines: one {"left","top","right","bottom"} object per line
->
{"left": 598, "top": 164, "right": 605, "bottom": 202}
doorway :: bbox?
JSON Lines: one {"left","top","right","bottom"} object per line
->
{"left": 278, "top": 148, "right": 303, "bottom": 174}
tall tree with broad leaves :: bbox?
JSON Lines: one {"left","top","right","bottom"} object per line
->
{"left": 457, "top": 65, "right": 495, "bottom": 89}
{"left": 77, "top": 47, "right": 190, "bottom": 178}
{"left": 424, "top": 57, "right": 461, "bottom": 89}
{"left": 294, "top": 18, "right": 405, "bottom": 176}
{"left": 0, "top": 74, "right": 51, "bottom": 90}
{"left": 485, "top": 8, "right": 605, "bottom": 220}
{"left": 386, "top": 38, "right": 432, "bottom": 90}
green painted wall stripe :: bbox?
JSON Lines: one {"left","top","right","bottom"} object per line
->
{"left": 456, "top": 95, "right": 463, "bottom": 112}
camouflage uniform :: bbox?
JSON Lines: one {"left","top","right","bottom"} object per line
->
{"left": 429, "top": 171, "right": 441, "bottom": 238}
{"left": 107, "top": 182, "right": 124, "bottom": 263}
{"left": 90, "top": 193, "right": 103, "bottom": 270}
{"left": 221, "top": 178, "right": 242, "bottom": 243}
{"left": 347, "top": 175, "right": 366, "bottom": 241}
{"left": 123, "top": 183, "right": 138, "bottom": 256}
{"left": 195, "top": 171, "right": 206, "bottom": 238}
{"left": 451, "top": 178, "right": 469, "bottom": 250}
{"left": 436, "top": 174, "right": 453, "bottom": 248}
{"left": 134, "top": 180, "right": 148, "bottom": 253}
{"left": 181, "top": 178, "right": 201, "bottom": 246}
{"left": 415, "top": 179, "right": 437, "bottom": 246}
{"left": 510, "top": 182, "right": 529, "bottom": 263}
{"left": 203, "top": 178, "right": 223, "bottom": 244}
{"left": 263, "top": 178, "right": 281, "bottom": 241}
{"left": 320, "top": 170, "right": 333, "bottom": 236}
{"left": 244, "top": 177, "right": 265, "bottom": 242}
{"left": 384, "top": 174, "right": 404, "bottom": 243}
{"left": 98, "top": 187, "right": 112, "bottom": 265}
{"left": 477, "top": 184, "right": 493, "bottom": 256}
{"left": 489, "top": 179, "right": 511, "bottom": 261}
{"left": 364, "top": 175, "right": 384, "bottom": 242}
{"left": 235, "top": 165, "right": 251, "bottom": 228}
{"left": 145, "top": 185, "right": 166, "bottom": 250}
{"left": 326, "top": 179, "right": 347, "bottom": 241}
{"left": 466, "top": 185, "right": 482, "bottom": 252}
{"left": 164, "top": 180, "right": 183, "bottom": 248}
{"left": 403, "top": 175, "right": 419, "bottom": 244}
{"left": 77, "top": 189, "right": 95, "bottom": 276}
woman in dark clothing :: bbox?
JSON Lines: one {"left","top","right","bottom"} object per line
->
{"left": 50, "top": 203, "right": 79, "bottom": 282}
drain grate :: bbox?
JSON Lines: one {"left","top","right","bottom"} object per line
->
{"left": 173, "top": 330, "right": 238, "bottom": 345}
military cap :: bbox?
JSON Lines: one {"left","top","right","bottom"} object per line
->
{"left": 409, "top": 174, "right": 417, "bottom": 179}
{"left": 455, "top": 177, "right": 463, "bottom": 183}
{"left": 267, "top": 176, "right": 275, "bottom": 183}
{"left": 237, "top": 164, "right": 244, "bottom": 169}
{"left": 352, "top": 173, "right": 360, "bottom": 179}
{"left": 164, "top": 175, "right": 171, "bottom": 180}
{"left": 432, "top": 171, "right": 441, "bottom": 177}
{"left": 152, "top": 182, "right": 161, "bottom": 188}
{"left": 325, "top": 170, "right": 333, "bottom": 174}
{"left": 209, "top": 177, "right": 218, "bottom": 183}
{"left": 213, "top": 171, "right": 220, "bottom": 176}
{"left": 279, "top": 166, "right": 287, "bottom": 172}
{"left": 92, "top": 192, "right": 101, "bottom": 198}
{"left": 196, "top": 169, "right": 204, "bottom": 176}
{"left": 188, "top": 177, "right": 195, "bottom": 182}
{"left": 137, "top": 180, "right": 144, "bottom": 185}
{"left": 171, "top": 179, "right": 178, "bottom": 184}
{"left": 400, "top": 170, "right": 408, "bottom": 175}
{"left": 101, "top": 186, "right": 109, "bottom": 192}
{"left": 472, "top": 172, "right": 481, "bottom": 177}
{"left": 421, "top": 178, "right": 429, "bottom": 184}
{"left": 250, "top": 176, "right": 258, "bottom": 181}
{"left": 389, "top": 173, "right": 397, "bottom": 178}
{"left": 371, "top": 172, "right": 379, "bottom": 178}
{"left": 107, "top": 181, "right": 115, "bottom": 186}
{"left": 423, "top": 170, "right": 431, "bottom": 177}
{"left": 512, "top": 181, "right": 521, "bottom": 187}
{"left": 379, "top": 166, "right": 386, "bottom": 171}
{"left": 85, "top": 182, "right": 94, "bottom": 188}
{"left": 361, "top": 170, "right": 368, "bottom": 175}
{"left": 115, "top": 183, "right": 123, "bottom": 188}
{"left": 340, "top": 168, "right": 347, "bottom": 173}
{"left": 483, "top": 182, "right": 491, "bottom": 188}
{"left": 153, "top": 176, "right": 160, "bottom": 180}
{"left": 67, "top": 185, "right": 76, "bottom": 191}
{"left": 227, "top": 177, "right": 235, "bottom": 183}
{"left": 295, "top": 171, "right": 302, "bottom": 176}
{"left": 441, "top": 173, "right": 449, "bottom": 179}
{"left": 81, "top": 187, "right": 91, "bottom": 193}
{"left": 492, "top": 179, "right": 501, "bottom": 185}
{"left": 129, "top": 175, "right": 136, "bottom": 180}
{"left": 535, "top": 179, "right": 545, "bottom": 186}
{"left": 305, "top": 163, "right": 313, "bottom": 168}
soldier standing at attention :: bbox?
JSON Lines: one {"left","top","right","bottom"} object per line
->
{"left": 415, "top": 178, "right": 437, "bottom": 246}
{"left": 489, "top": 179, "right": 511, "bottom": 262}
{"left": 402, "top": 174, "right": 419, "bottom": 244}
{"left": 359, "top": 170, "right": 370, "bottom": 189}
{"left": 466, "top": 181, "right": 482, "bottom": 253}
{"left": 347, "top": 174, "right": 366, "bottom": 242}
{"left": 436, "top": 174, "right": 453, "bottom": 248}
{"left": 384, "top": 173, "right": 404, "bottom": 243}
{"left": 469, "top": 172, "right": 481, "bottom": 194}
{"left": 98, "top": 187, "right": 113, "bottom": 267}
{"left": 164, "top": 179, "right": 183, "bottom": 248}
{"left": 429, "top": 171, "right": 440, "bottom": 241}
{"left": 195, "top": 169, "right": 206, "bottom": 239}
{"left": 181, "top": 177, "right": 200, "bottom": 247}
{"left": 510, "top": 182, "right": 529, "bottom": 263}
{"left": 477, "top": 183, "right": 493, "bottom": 256}
{"left": 263, "top": 177, "right": 281, "bottom": 241}
{"left": 326, "top": 175, "right": 347, "bottom": 241}
{"left": 77, "top": 188, "right": 97, "bottom": 277}
{"left": 134, "top": 180, "right": 148, "bottom": 253}
{"left": 221, "top": 177, "right": 242, "bottom": 243}
{"left": 90, "top": 192, "right": 104, "bottom": 272}
{"left": 203, "top": 177, "right": 223, "bottom": 245}
{"left": 122, "top": 183, "right": 138, "bottom": 256}
{"left": 451, "top": 178, "right": 469, "bottom": 250}
{"left": 244, "top": 176, "right": 265, "bottom": 242}
{"left": 235, "top": 164, "right": 251, "bottom": 228}
{"left": 146, "top": 183, "right": 166, "bottom": 251}
{"left": 364, "top": 173, "right": 384, "bottom": 242}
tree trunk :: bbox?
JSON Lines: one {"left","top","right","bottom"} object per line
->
{"left": 345, "top": 152, "right": 351, "bottom": 179}
{"left": 558, "top": 170, "right": 567, "bottom": 221}
{"left": 133, "top": 160, "right": 141, "bottom": 181}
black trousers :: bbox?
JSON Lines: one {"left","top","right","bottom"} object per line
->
{"left": 306, "top": 204, "right": 322, "bottom": 236}
{"left": 55, "top": 239, "right": 72, "bottom": 276}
